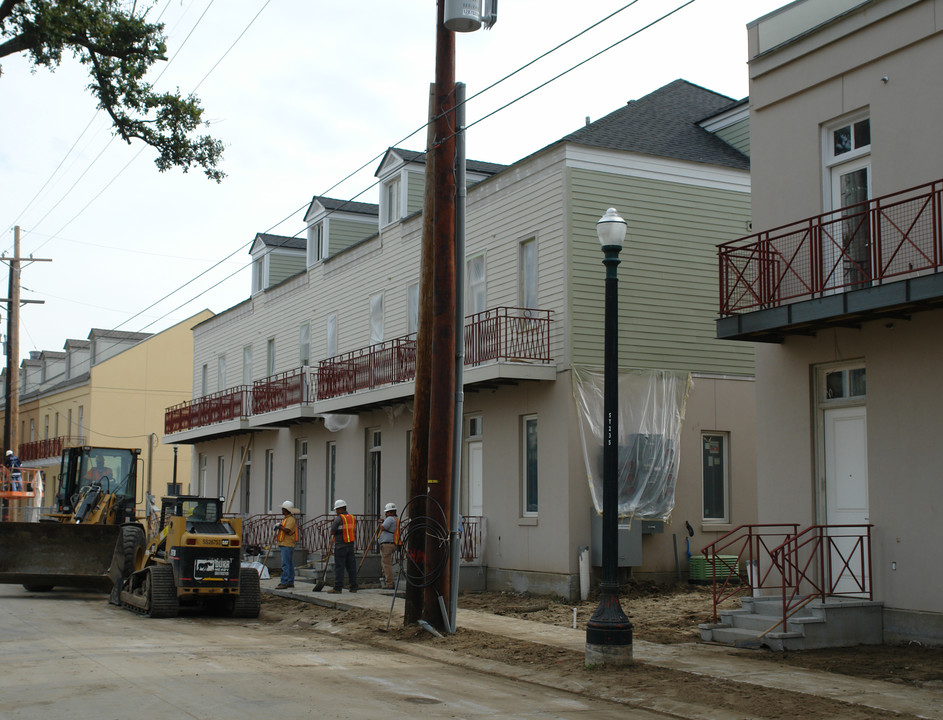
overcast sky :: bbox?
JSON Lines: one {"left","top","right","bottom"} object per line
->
{"left": 0, "top": 0, "right": 786, "bottom": 358}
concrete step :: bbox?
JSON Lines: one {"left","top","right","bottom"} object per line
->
{"left": 720, "top": 609, "right": 821, "bottom": 633}
{"left": 703, "top": 624, "right": 804, "bottom": 649}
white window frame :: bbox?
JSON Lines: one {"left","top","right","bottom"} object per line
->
{"left": 519, "top": 237, "right": 537, "bottom": 310}
{"left": 253, "top": 256, "right": 266, "bottom": 293}
{"left": 382, "top": 175, "right": 401, "bottom": 226}
{"left": 369, "top": 293, "right": 384, "bottom": 345}
{"left": 327, "top": 314, "right": 337, "bottom": 357}
{"left": 701, "top": 432, "right": 729, "bottom": 523}
{"left": 265, "top": 449, "right": 275, "bottom": 512}
{"left": 217, "top": 354, "right": 226, "bottom": 392}
{"left": 217, "top": 456, "right": 225, "bottom": 499}
{"left": 326, "top": 441, "right": 337, "bottom": 511}
{"left": 266, "top": 338, "right": 276, "bottom": 376}
{"left": 198, "top": 453, "right": 207, "bottom": 496}
{"left": 407, "top": 282, "right": 419, "bottom": 335}
{"left": 521, "top": 414, "right": 538, "bottom": 517}
{"left": 299, "top": 323, "right": 311, "bottom": 366}
{"left": 242, "top": 345, "right": 253, "bottom": 386}
{"left": 200, "top": 364, "right": 208, "bottom": 397}
{"left": 307, "top": 221, "right": 325, "bottom": 266}
{"left": 466, "top": 252, "right": 486, "bottom": 316}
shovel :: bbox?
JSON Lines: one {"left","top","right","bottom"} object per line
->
{"left": 358, "top": 525, "right": 383, "bottom": 574}
{"left": 312, "top": 537, "right": 335, "bottom": 592}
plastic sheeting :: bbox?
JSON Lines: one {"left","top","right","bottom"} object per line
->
{"left": 573, "top": 366, "right": 692, "bottom": 523}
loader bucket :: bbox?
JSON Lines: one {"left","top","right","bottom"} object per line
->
{"left": 0, "top": 522, "right": 122, "bottom": 591}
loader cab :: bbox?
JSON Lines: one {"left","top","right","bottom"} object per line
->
{"left": 54, "top": 446, "right": 140, "bottom": 521}
{"left": 159, "top": 496, "right": 231, "bottom": 536}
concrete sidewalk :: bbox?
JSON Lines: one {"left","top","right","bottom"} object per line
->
{"left": 262, "top": 577, "right": 943, "bottom": 719}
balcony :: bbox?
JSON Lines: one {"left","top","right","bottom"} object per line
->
{"left": 717, "top": 179, "right": 943, "bottom": 342}
{"left": 18, "top": 436, "right": 83, "bottom": 463}
{"left": 165, "top": 306, "right": 555, "bottom": 441}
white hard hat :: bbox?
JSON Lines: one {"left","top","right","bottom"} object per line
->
{"left": 384, "top": 502, "right": 397, "bottom": 512}
{"left": 5, "top": 450, "right": 11, "bottom": 456}
{"left": 333, "top": 499, "right": 347, "bottom": 510}
{"left": 281, "top": 500, "right": 296, "bottom": 513}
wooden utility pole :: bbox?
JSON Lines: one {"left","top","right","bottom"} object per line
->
{"left": 2, "top": 226, "right": 50, "bottom": 455}
{"left": 422, "top": 0, "right": 457, "bottom": 632}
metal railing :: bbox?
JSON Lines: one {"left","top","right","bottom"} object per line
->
{"left": 0, "top": 467, "right": 43, "bottom": 498}
{"left": 253, "top": 367, "right": 316, "bottom": 414}
{"left": 769, "top": 524, "right": 873, "bottom": 635}
{"left": 18, "top": 435, "right": 83, "bottom": 462}
{"left": 719, "top": 178, "right": 943, "bottom": 315}
{"left": 165, "top": 306, "right": 554, "bottom": 431}
{"left": 165, "top": 385, "right": 252, "bottom": 434}
{"left": 701, "top": 523, "right": 800, "bottom": 621}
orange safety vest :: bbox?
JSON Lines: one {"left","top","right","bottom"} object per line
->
{"left": 339, "top": 513, "right": 356, "bottom": 543}
{"left": 393, "top": 518, "right": 401, "bottom": 546}
{"left": 277, "top": 515, "right": 297, "bottom": 545}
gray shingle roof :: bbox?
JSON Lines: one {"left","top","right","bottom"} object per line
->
{"left": 387, "top": 147, "right": 506, "bottom": 177}
{"left": 255, "top": 233, "right": 305, "bottom": 251}
{"left": 562, "top": 79, "right": 749, "bottom": 170}
{"left": 309, "top": 196, "right": 379, "bottom": 217}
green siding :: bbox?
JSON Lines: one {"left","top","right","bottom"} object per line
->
{"left": 567, "top": 167, "right": 754, "bottom": 375}
{"left": 406, "top": 170, "right": 424, "bottom": 216}
{"left": 268, "top": 253, "right": 305, "bottom": 286}
{"left": 329, "top": 218, "right": 377, "bottom": 254}
{"left": 715, "top": 118, "right": 750, "bottom": 156}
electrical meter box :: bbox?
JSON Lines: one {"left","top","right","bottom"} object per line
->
{"left": 590, "top": 511, "right": 642, "bottom": 567}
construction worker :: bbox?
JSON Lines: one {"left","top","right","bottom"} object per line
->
{"left": 378, "top": 502, "right": 400, "bottom": 589}
{"left": 327, "top": 499, "right": 358, "bottom": 594}
{"left": 84, "top": 454, "right": 113, "bottom": 485}
{"left": 275, "top": 500, "right": 299, "bottom": 589}
{"left": 4, "top": 450, "right": 22, "bottom": 492}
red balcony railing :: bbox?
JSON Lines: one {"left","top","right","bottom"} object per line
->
{"left": 166, "top": 306, "right": 554, "bottom": 431}
{"left": 253, "top": 367, "right": 316, "bottom": 414}
{"left": 18, "top": 435, "right": 84, "bottom": 462}
{"left": 164, "top": 385, "right": 251, "bottom": 434}
{"left": 719, "top": 179, "right": 943, "bottom": 315}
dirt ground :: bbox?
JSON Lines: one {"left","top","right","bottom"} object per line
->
{"left": 261, "top": 581, "right": 943, "bottom": 720}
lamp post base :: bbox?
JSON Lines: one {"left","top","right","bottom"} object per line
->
{"left": 584, "top": 593, "right": 633, "bottom": 666}
{"left": 585, "top": 636, "right": 634, "bottom": 667}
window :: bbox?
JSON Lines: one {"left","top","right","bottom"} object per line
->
{"left": 308, "top": 222, "right": 325, "bottom": 265}
{"left": 44, "top": 415, "right": 49, "bottom": 439}
{"left": 366, "top": 428, "right": 381, "bottom": 518}
{"left": 522, "top": 415, "right": 538, "bottom": 516}
{"left": 266, "top": 338, "right": 276, "bottom": 376}
{"left": 217, "top": 355, "right": 226, "bottom": 392}
{"left": 824, "top": 366, "right": 867, "bottom": 400}
{"left": 326, "top": 314, "right": 337, "bottom": 357}
{"left": 198, "top": 453, "right": 207, "bottom": 496}
{"left": 299, "top": 323, "right": 311, "bottom": 366}
{"left": 370, "top": 293, "right": 383, "bottom": 345}
{"left": 54, "top": 412, "right": 59, "bottom": 437}
{"left": 407, "top": 283, "right": 419, "bottom": 335}
{"left": 467, "top": 253, "right": 486, "bottom": 316}
{"left": 241, "top": 447, "right": 251, "bottom": 513}
{"left": 217, "top": 456, "right": 225, "bottom": 499}
{"left": 326, "top": 441, "right": 337, "bottom": 511}
{"left": 242, "top": 345, "right": 253, "bottom": 386}
{"left": 295, "top": 439, "right": 307, "bottom": 513}
{"left": 383, "top": 176, "right": 401, "bottom": 225}
{"left": 520, "top": 238, "right": 537, "bottom": 309}
{"left": 77, "top": 406, "right": 84, "bottom": 441}
{"left": 253, "top": 257, "right": 265, "bottom": 293}
{"left": 200, "top": 364, "right": 208, "bottom": 397}
{"left": 702, "top": 433, "right": 729, "bottom": 522}
{"left": 265, "top": 449, "right": 275, "bottom": 512}
{"left": 830, "top": 117, "right": 870, "bottom": 159}
{"left": 67, "top": 409, "right": 72, "bottom": 437}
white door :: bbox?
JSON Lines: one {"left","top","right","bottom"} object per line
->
{"left": 467, "top": 440, "right": 483, "bottom": 516}
{"left": 824, "top": 405, "right": 869, "bottom": 593}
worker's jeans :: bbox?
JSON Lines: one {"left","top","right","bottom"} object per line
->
{"left": 280, "top": 546, "right": 295, "bottom": 585}
{"left": 333, "top": 542, "right": 358, "bottom": 591}
{"left": 380, "top": 542, "right": 396, "bottom": 587}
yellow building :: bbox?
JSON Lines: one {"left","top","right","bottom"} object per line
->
{"left": 0, "top": 310, "right": 213, "bottom": 511}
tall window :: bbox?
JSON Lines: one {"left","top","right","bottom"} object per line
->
{"left": 266, "top": 338, "right": 276, "bottom": 376}
{"left": 308, "top": 222, "right": 325, "bottom": 265}
{"left": 265, "top": 449, "right": 275, "bottom": 512}
{"left": 299, "top": 323, "right": 311, "bottom": 366}
{"left": 702, "top": 433, "right": 729, "bottom": 522}
{"left": 466, "top": 253, "right": 486, "bottom": 315}
{"left": 216, "top": 456, "right": 225, "bottom": 499}
{"left": 824, "top": 113, "right": 871, "bottom": 288}
{"left": 77, "top": 406, "right": 84, "bottom": 441}
{"left": 407, "top": 282, "right": 419, "bottom": 334}
{"left": 326, "top": 314, "right": 337, "bottom": 357}
{"left": 67, "top": 409, "right": 72, "bottom": 437}
{"left": 370, "top": 293, "right": 384, "bottom": 345}
{"left": 54, "top": 412, "right": 59, "bottom": 437}
{"left": 326, "top": 441, "right": 337, "bottom": 511}
{"left": 383, "top": 176, "right": 401, "bottom": 225}
{"left": 200, "top": 364, "right": 208, "bottom": 397}
{"left": 519, "top": 238, "right": 537, "bottom": 309}
{"left": 522, "top": 415, "right": 538, "bottom": 516}
{"left": 295, "top": 439, "right": 308, "bottom": 513}
{"left": 198, "top": 453, "right": 207, "bottom": 496}
{"left": 253, "top": 257, "right": 265, "bottom": 293}
{"left": 217, "top": 355, "right": 226, "bottom": 392}
{"left": 44, "top": 415, "right": 49, "bottom": 439}
{"left": 366, "top": 429, "right": 381, "bottom": 518}
{"left": 241, "top": 447, "right": 252, "bottom": 513}
{"left": 242, "top": 345, "right": 253, "bottom": 386}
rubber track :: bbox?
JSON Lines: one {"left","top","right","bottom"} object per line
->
{"left": 146, "top": 565, "right": 179, "bottom": 618}
{"left": 231, "top": 568, "right": 261, "bottom": 618}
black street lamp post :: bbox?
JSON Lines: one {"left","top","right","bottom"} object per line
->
{"left": 585, "top": 207, "right": 633, "bottom": 666}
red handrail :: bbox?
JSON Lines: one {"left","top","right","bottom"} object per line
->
{"left": 719, "top": 178, "right": 943, "bottom": 315}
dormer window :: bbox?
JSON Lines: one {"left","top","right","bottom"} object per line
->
{"left": 383, "top": 176, "right": 401, "bottom": 226}
{"left": 307, "top": 222, "right": 326, "bottom": 265}
{"left": 253, "top": 257, "right": 265, "bottom": 293}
